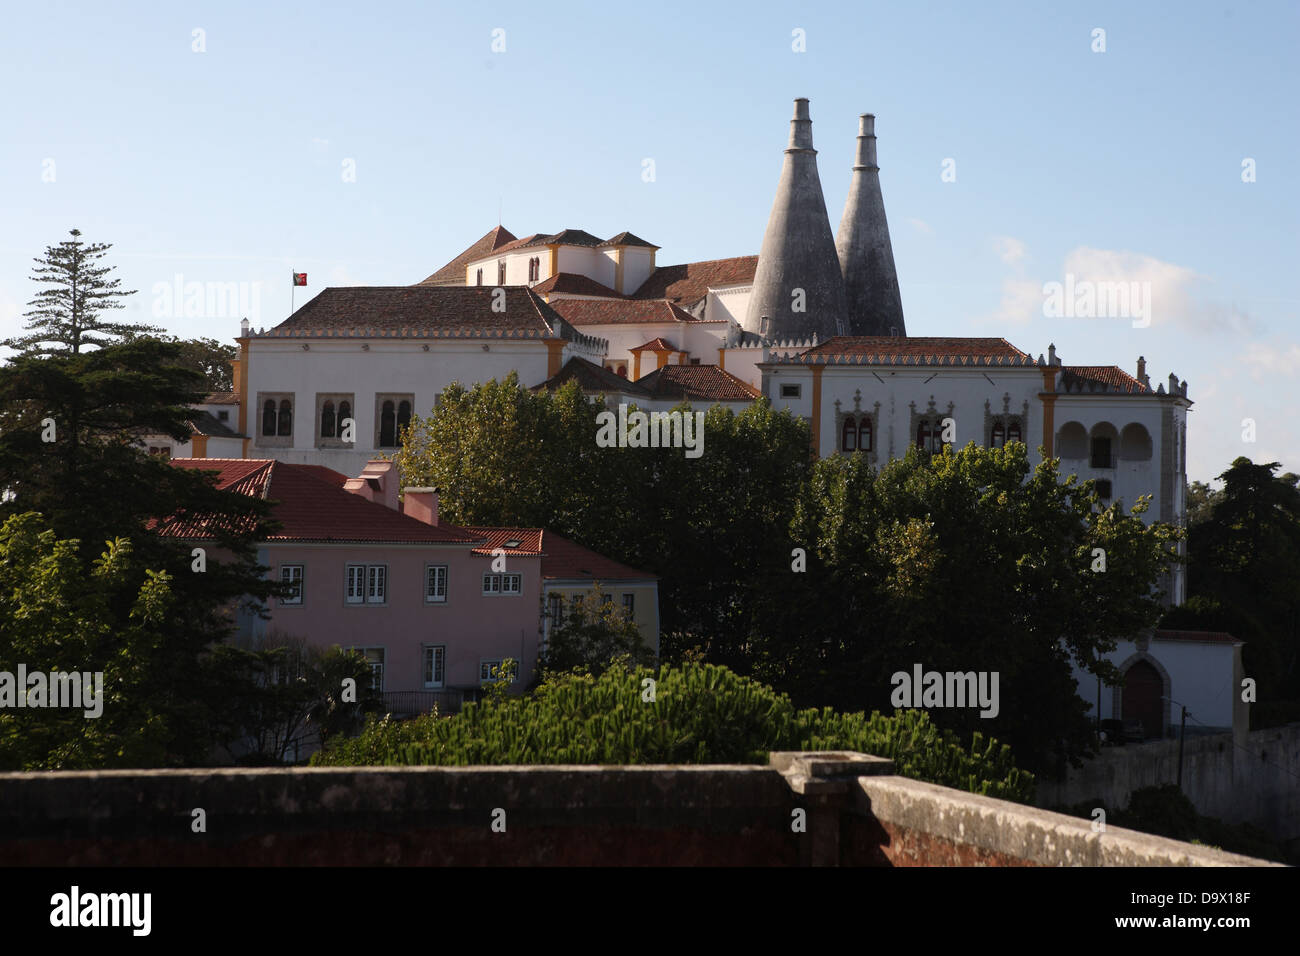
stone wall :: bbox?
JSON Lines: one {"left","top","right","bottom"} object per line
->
{"left": 0, "top": 752, "right": 1277, "bottom": 867}
{"left": 1035, "top": 723, "right": 1300, "bottom": 844}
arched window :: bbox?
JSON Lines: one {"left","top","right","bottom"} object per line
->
{"left": 1007, "top": 422, "right": 1022, "bottom": 445}
{"left": 321, "top": 401, "right": 336, "bottom": 438}
{"left": 858, "top": 417, "right": 872, "bottom": 453}
{"left": 338, "top": 400, "right": 352, "bottom": 437}
{"left": 397, "top": 400, "right": 411, "bottom": 440}
{"left": 277, "top": 399, "right": 292, "bottom": 436}
{"left": 263, "top": 400, "right": 277, "bottom": 436}
{"left": 841, "top": 418, "right": 857, "bottom": 452}
{"left": 991, "top": 422, "right": 1005, "bottom": 448}
{"left": 497, "top": 261, "right": 506, "bottom": 285}
{"left": 380, "top": 400, "right": 396, "bottom": 447}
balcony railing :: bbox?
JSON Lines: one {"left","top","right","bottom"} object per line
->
{"left": 379, "top": 689, "right": 463, "bottom": 717}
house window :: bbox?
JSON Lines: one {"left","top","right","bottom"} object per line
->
{"left": 1091, "top": 436, "right": 1113, "bottom": 469}
{"left": 217, "top": 410, "right": 229, "bottom": 422}
{"left": 148, "top": 445, "right": 171, "bottom": 459}
{"left": 280, "top": 565, "right": 303, "bottom": 605}
{"left": 425, "top": 565, "right": 448, "bottom": 604}
{"left": 482, "top": 573, "right": 522, "bottom": 595}
{"left": 991, "top": 422, "right": 1005, "bottom": 449}
{"left": 277, "top": 400, "right": 292, "bottom": 436}
{"left": 480, "top": 659, "right": 517, "bottom": 684}
{"left": 857, "top": 418, "right": 872, "bottom": 453}
{"left": 476, "top": 268, "right": 483, "bottom": 286}
{"left": 321, "top": 401, "right": 336, "bottom": 438}
{"left": 917, "top": 420, "right": 943, "bottom": 453}
{"left": 262, "top": 400, "right": 275, "bottom": 436}
{"left": 423, "top": 645, "right": 446, "bottom": 689}
{"left": 497, "top": 261, "right": 506, "bottom": 285}
{"left": 780, "top": 383, "right": 801, "bottom": 399}
{"left": 1006, "top": 422, "right": 1022, "bottom": 445}
{"left": 528, "top": 257, "right": 539, "bottom": 282}
{"left": 261, "top": 398, "right": 294, "bottom": 436}
{"left": 379, "top": 401, "right": 395, "bottom": 447}
{"left": 1096, "top": 479, "right": 1113, "bottom": 499}
{"left": 841, "top": 418, "right": 856, "bottom": 452}
{"left": 349, "top": 647, "right": 385, "bottom": 690}
{"left": 346, "top": 564, "right": 387, "bottom": 604}
{"left": 548, "top": 593, "right": 564, "bottom": 627}
{"left": 622, "top": 593, "right": 635, "bottom": 619}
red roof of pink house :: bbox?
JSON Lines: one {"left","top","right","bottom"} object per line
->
{"left": 163, "top": 459, "right": 480, "bottom": 544}
{"left": 460, "top": 527, "right": 656, "bottom": 581}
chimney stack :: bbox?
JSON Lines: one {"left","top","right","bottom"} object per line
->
{"left": 743, "top": 99, "right": 849, "bottom": 342}
{"left": 835, "top": 114, "right": 906, "bottom": 337}
{"left": 402, "top": 487, "right": 440, "bottom": 526}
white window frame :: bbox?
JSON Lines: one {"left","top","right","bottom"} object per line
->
{"left": 280, "top": 565, "right": 304, "bottom": 606}
{"left": 346, "top": 564, "right": 387, "bottom": 605}
{"left": 780, "top": 383, "right": 801, "bottom": 399}
{"left": 425, "top": 564, "right": 448, "bottom": 604}
{"left": 423, "top": 644, "right": 446, "bottom": 689}
{"left": 349, "top": 646, "right": 386, "bottom": 691}
{"left": 479, "top": 659, "right": 518, "bottom": 684}
{"left": 622, "top": 592, "right": 635, "bottom": 619}
{"left": 482, "top": 572, "right": 522, "bottom": 596}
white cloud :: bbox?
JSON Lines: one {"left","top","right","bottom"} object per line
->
{"left": 991, "top": 278, "right": 1043, "bottom": 325}
{"left": 994, "top": 236, "right": 1026, "bottom": 265}
{"left": 907, "top": 217, "right": 933, "bottom": 235}
{"left": 1237, "top": 341, "right": 1300, "bottom": 380}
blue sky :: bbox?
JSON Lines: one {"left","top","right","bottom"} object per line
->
{"left": 1, "top": 0, "right": 1296, "bottom": 482}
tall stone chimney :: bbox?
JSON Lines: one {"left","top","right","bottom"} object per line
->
{"left": 835, "top": 114, "right": 905, "bottom": 337}
{"left": 743, "top": 99, "right": 849, "bottom": 342}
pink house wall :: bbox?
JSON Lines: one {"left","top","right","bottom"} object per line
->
{"left": 261, "top": 542, "right": 542, "bottom": 693}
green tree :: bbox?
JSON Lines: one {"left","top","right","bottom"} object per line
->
{"left": 1186, "top": 479, "right": 1220, "bottom": 528}
{"left": 538, "top": 584, "right": 656, "bottom": 677}
{"left": 3, "top": 228, "right": 157, "bottom": 357}
{"left": 123, "top": 334, "right": 237, "bottom": 392}
{"left": 1176, "top": 458, "right": 1300, "bottom": 712}
{"left": 759, "top": 443, "right": 1182, "bottom": 776}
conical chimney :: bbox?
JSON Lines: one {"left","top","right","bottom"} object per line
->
{"left": 836, "top": 114, "right": 906, "bottom": 336}
{"left": 744, "top": 99, "right": 849, "bottom": 342}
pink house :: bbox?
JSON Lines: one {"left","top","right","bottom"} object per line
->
{"left": 166, "top": 458, "right": 658, "bottom": 712}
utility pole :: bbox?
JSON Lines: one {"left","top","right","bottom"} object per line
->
{"left": 1163, "top": 696, "right": 1190, "bottom": 790}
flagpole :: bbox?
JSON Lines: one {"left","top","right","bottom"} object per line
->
{"left": 291, "top": 270, "right": 295, "bottom": 318}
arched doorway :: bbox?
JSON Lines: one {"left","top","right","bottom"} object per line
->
{"left": 1122, "top": 660, "right": 1163, "bottom": 740}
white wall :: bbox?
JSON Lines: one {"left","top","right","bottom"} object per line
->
{"left": 705, "top": 285, "right": 752, "bottom": 325}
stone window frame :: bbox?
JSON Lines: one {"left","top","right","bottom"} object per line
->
{"left": 375, "top": 393, "right": 415, "bottom": 450}
{"left": 315, "top": 392, "right": 356, "bottom": 449}
{"left": 255, "top": 391, "right": 295, "bottom": 448}
{"left": 984, "top": 394, "right": 1030, "bottom": 449}
{"left": 833, "top": 389, "right": 881, "bottom": 462}
{"left": 909, "top": 395, "right": 956, "bottom": 455}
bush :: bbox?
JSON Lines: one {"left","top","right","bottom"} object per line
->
{"left": 313, "top": 661, "right": 1035, "bottom": 802}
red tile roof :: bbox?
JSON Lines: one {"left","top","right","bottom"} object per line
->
{"left": 463, "top": 527, "right": 655, "bottom": 580}
{"left": 532, "top": 273, "right": 623, "bottom": 298}
{"left": 781, "top": 337, "right": 1036, "bottom": 366}
{"left": 531, "top": 356, "right": 650, "bottom": 397}
{"left": 1060, "top": 366, "right": 1152, "bottom": 394}
{"left": 262, "top": 286, "right": 574, "bottom": 340}
{"left": 1153, "top": 629, "right": 1242, "bottom": 645}
{"left": 418, "top": 225, "right": 518, "bottom": 286}
{"left": 459, "top": 527, "right": 544, "bottom": 557}
{"left": 635, "top": 364, "right": 761, "bottom": 402}
{"left": 630, "top": 337, "right": 676, "bottom": 352}
{"left": 630, "top": 255, "right": 758, "bottom": 304}
{"left": 204, "top": 391, "right": 239, "bottom": 405}
{"left": 600, "top": 231, "right": 658, "bottom": 249}
{"left": 162, "top": 459, "right": 480, "bottom": 544}
{"left": 548, "top": 298, "right": 700, "bottom": 327}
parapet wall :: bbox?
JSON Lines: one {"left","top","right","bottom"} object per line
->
{"left": 0, "top": 753, "right": 1276, "bottom": 866}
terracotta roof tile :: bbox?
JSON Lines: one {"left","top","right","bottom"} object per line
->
{"left": 263, "top": 286, "right": 570, "bottom": 339}
{"left": 162, "top": 459, "right": 480, "bottom": 544}
{"left": 203, "top": 391, "right": 239, "bottom": 405}
{"left": 532, "top": 356, "right": 650, "bottom": 396}
{"left": 600, "top": 231, "right": 659, "bottom": 249}
{"left": 459, "top": 527, "right": 545, "bottom": 557}
{"left": 634, "top": 364, "right": 761, "bottom": 402}
{"left": 630, "top": 337, "right": 676, "bottom": 352}
{"left": 1060, "top": 366, "right": 1152, "bottom": 394}
{"left": 417, "top": 225, "right": 517, "bottom": 286}
{"left": 532, "top": 273, "right": 623, "bottom": 298}
{"left": 549, "top": 298, "right": 700, "bottom": 326}
{"left": 630, "top": 255, "right": 758, "bottom": 304}
{"left": 779, "top": 336, "right": 1035, "bottom": 366}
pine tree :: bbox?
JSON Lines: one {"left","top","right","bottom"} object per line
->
{"left": 4, "top": 228, "right": 157, "bottom": 356}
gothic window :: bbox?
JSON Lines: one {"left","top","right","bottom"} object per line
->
{"left": 841, "top": 418, "right": 857, "bottom": 452}
{"left": 320, "top": 401, "right": 336, "bottom": 438}
{"left": 991, "top": 422, "right": 1005, "bottom": 448}
{"left": 277, "top": 400, "right": 292, "bottom": 436}
{"left": 1007, "top": 422, "right": 1022, "bottom": 445}
{"left": 476, "top": 269, "right": 483, "bottom": 286}
{"left": 497, "top": 260, "right": 506, "bottom": 285}
{"left": 857, "top": 417, "right": 872, "bottom": 453}
{"left": 339, "top": 400, "right": 352, "bottom": 434}
{"left": 917, "top": 420, "right": 942, "bottom": 453}
{"left": 263, "top": 400, "right": 276, "bottom": 436}
{"left": 380, "top": 401, "right": 396, "bottom": 448}
{"left": 397, "top": 400, "right": 412, "bottom": 439}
